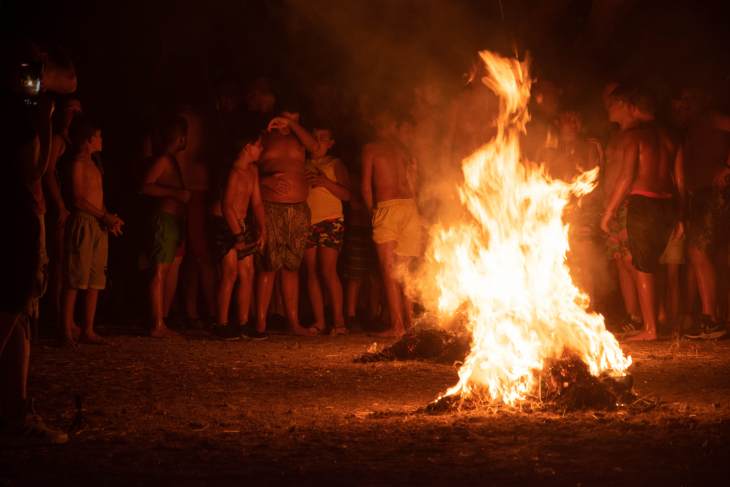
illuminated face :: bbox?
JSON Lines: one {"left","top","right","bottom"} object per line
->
{"left": 313, "top": 129, "right": 334, "bottom": 154}
{"left": 559, "top": 112, "right": 581, "bottom": 140}
{"left": 606, "top": 97, "right": 629, "bottom": 124}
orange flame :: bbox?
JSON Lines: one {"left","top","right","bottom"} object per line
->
{"left": 418, "top": 51, "right": 631, "bottom": 405}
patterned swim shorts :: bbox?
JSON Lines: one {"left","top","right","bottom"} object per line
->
{"left": 306, "top": 217, "right": 345, "bottom": 250}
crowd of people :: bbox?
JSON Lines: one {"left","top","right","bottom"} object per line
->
{"left": 2, "top": 40, "right": 729, "bottom": 444}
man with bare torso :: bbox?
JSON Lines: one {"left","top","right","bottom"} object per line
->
{"left": 601, "top": 85, "right": 684, "bottom": 341}
{"left": 210, "top": 137, "right": 266, "bottom": 340}
{"left": 140, "top": 116, "right": 190, "bottom": 338}
{"left": 177, "top": 107, "right": 216, "bottom": 328}
{"left": 537, "top": 110, "right": 603, "bottom": 301}
{"left": 362, "top": 112, "right": 423, "bottom": 338}
{"left": 672, "top": 88, "right": 730, "bottom": 339}
{"left": 254, "top": 112, "right": 321, "bottom": 337}
{"left": 61, "top": 119, "right": 123, "bottom": 346}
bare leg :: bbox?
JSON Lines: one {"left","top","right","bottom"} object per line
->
{"left": 255, "top": 270, "right": 276, "bottom": 333}
{"left": 396, "top": 255, "right": 414, "bottom": 329}
{"left": 184, "top": 257, "right": 200, "bottom": 320}
{"left": 616, "top": 255, "right": 641, "bottom": 322}
{"left": 217, "top": 250, "right": 238, "bottom": 325}
{"left": 320, "top": 247, "right": 345, "bottom": 331}
{"left": 199, "top": 260, "right": 217, "bottom": 319}
{"left": 236, "top": 256, "right": 254, "bottom": 325}
{"left": 281, "top": 268, "right": 315, "bottom": 335}
{"left": 0, "top": 314, "right": 29, "bottom": 423}
{"left": 368, "top": 272, "right": 383, "bottom": 323}
{"left": 345, "top": 278, "right": 362, "bottom": 320}
{"left": 627, "top": 269, "right": 658, "bottom": 341}
{"left": 150, "top": 263, "right": 177, "bottom": 337}
{"left": 61, "top": 288, "right": 79, "bottom": 344}
{"left": 373, "top": 241, "right": 405, "bottom": 337}
{"left": 163, "top": 255, "right": 183, "bottom": 319}
{"left": 304, "top": 247, "right": 325, "bottom": 331}
{"left": 80, "top": 289, "right": 105, "bottom": 344}
{"left": 689, "top": 246, "right": 718, "bottom": 320}
{"left": 665, "top": 263, "right": 681, "bottom": 329}
{"left": 50, "top": 225, "right": 64, "bottom": 326}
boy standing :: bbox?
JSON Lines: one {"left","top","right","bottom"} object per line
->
{"left": 140, "top": 116, "right": 190, "bottom": 338}
{"left": 210, "top": 137, "right": 266, "bottom": 339}
{"left": 61, "top": 119, "right": 123, "bottom": 345}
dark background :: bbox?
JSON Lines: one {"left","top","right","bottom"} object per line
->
{"left": 3, "top": 0, "right": 729, "bottom": 323}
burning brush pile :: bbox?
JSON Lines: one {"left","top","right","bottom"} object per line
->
{"left": 359, "top": 51, "right": 635, "bottom": 412}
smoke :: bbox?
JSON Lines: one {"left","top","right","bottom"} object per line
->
{"left": 283, "top": 0, "right": 506, "bottom": 223}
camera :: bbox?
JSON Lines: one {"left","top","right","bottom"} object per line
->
{"left": 16, "top": 61, "right": 42, "bottom": 105}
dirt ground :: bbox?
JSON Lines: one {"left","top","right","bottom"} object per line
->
{"left": 2, "top": 328, "right": 730, "bottom": 486}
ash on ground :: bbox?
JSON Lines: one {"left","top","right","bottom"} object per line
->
{"left": 354, "top": 327, "right": 470, "bottom": 365}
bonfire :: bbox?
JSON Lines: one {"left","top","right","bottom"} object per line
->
{"left": 412, "top": 51, "right": 632, "bottom": 407}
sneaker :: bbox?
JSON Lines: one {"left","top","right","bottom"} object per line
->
{"left": 242, "top": 327, "right": 269, "bottom": 341}
{"left": 684, "top": 315, "right": 728, "bottom": 340}
{"left": 0, "top": 414, "right": 69, "bottom": 446}
{"left": 212, "top": 323, "right": 241, "bottom": 341}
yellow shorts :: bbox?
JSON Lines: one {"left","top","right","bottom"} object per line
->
{"left": 372, "top": 199, "right": 424, "bottom": 257}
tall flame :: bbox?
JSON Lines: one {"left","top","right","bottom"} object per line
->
{"left": 418, "top": 51, "right": 631, "bottom": 405}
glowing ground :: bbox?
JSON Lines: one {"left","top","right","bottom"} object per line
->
{"left": 2, "top": 331, "right": 729, "bottom": 485}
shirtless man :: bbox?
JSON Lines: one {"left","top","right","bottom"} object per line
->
{"left": 177, "top": 107, "right": 216, "bottom": 328}
{"left": 45, "top": 98, "right": 82, "bottom": 324}
{"left": 672, "top": 88, "right": 730, "bottom": 339}
{"left": 210, "top": 137, "right": 266, "bottom": 340}
{"left": 600, "top": 85, "right": 684, "bottom": 341}
{"left": 602, "top": 83, "right": 643, "bottom": 331}
{"left": 140, "top": 116, "right": 190, "bottom": 338}
{"left": 1, "top": 42, "right": 76, "bottom": 444}
{"left": 362, "top": 111, "right": 423, "bottom": 338}
{"left": 61, "top": 119, "right": 123, "bottom": 346}
{"left": 254, "top": 112, "right": 321, "bottom": 337}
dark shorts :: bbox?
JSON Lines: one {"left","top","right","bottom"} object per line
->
{"left": 306, "top": 217, "right": 345, "bottom": 250}
{"left": 687, "top": 187, "right": 730, "bottom": 253}
{"left": 211, "top": 215, "right": 257, "bottom": 261}
{"left": 257, "top": 201, "right": 310, "bottom": 272}
{"left": 626, "top": 195, "right": 677, "bottom": 273}
{"left": 343, "top": 225, "right": 378, "bottom": 280}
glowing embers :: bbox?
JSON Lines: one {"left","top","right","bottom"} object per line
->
{"left": 414, "top": 51, "right": 631, "bottom": 406}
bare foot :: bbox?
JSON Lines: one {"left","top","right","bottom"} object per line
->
{"left": 71, "top": 325, "right": 82, "bottom": 340}
{"left": 370, "top": 327, "right": 406, "bottom": 338}
{"left": 330, "top": 326, "right": 348, "bottom": 336}
{"left": 79, "top": 331, "right": 107, "bottom": 345}
{"left": 290, "top": 326, "right": 318, "bottom": 336}
{"left": 150, "top": 325, "right": 179, "bottom": 338}
{"left": 625, "top": 331, "right": 657, "bottom": 342}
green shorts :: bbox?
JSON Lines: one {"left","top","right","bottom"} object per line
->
{"left": 257, "top": 201, "right": 310, "bottom": 272}
{"left": 150, "top": 211, "right": 184, "bottom": 264}
{"left": 64, "top": 212, "right": 108, "bottom": 290}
